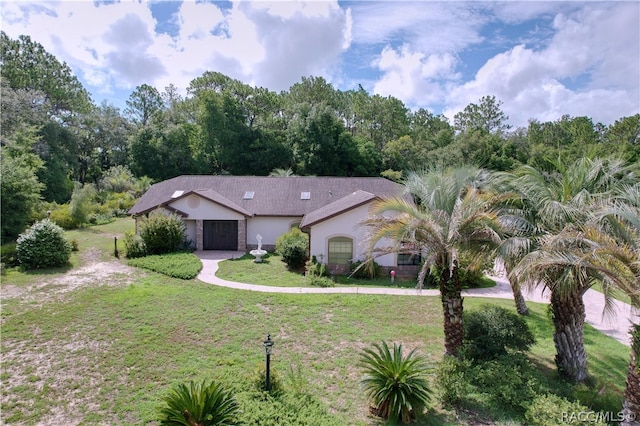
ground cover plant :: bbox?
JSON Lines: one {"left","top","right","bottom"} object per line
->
{"left": 0, "top": 218, "right": 631, "bottom": 425}
{"left": 126, "top": 252, "right": 202, "bottom": 279}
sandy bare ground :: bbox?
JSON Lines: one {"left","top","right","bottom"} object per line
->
{"left": 1, "top": 250, "right": 144, "bottom": 425}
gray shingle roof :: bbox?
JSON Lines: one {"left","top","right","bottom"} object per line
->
{"left": 129, "top": 176, "right": 405, "bottom": 217}
{"left": 299, "top": 190, "right": 377, "bottom": 228}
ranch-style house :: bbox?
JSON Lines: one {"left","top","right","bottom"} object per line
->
{"left": 128, "top": 175, "right": 420, "bottom": 275}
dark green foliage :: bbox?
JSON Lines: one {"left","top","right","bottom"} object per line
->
{"left": 159, "top": 380, "right": 239, "bottom": 426}
{"left": 16, "top": 219, "right": 71, "bottom": 269}
{"left": 349, "top": 259, "right": 382, "bottom": 278}
{"left": 0, "top": 129, "right": 45, "bottom": 243}
{"left": 307, "top": 275, "right": 335, "bottom": 287}
{"left": 1, "top": 242, "right": 19, "bottom": 267}
{"left": 359, "top": 341, "right": 431, "bottom": 424}
{"left": 124, "top": 231, "right": 146, "bottom": 258}
{"left": 434, "top": 355, "right": 471, "bottom": 407}
{"left": 437, "top": 352, "right": 545, "bottom": 415}
{"left": 252, "top": 365, "right": 283, "bottom": 396}
{"left": 0, "top": 31, "right": 92, "bottom": 115}
{"left": 469, "top": 354, "right": 542, "bottom": 412}
{"left": 139, "top": 212, "right": 186, "bottom": 255}
{"left": 463, "top": 304, "right": 535, "bottom": 361}
{"left": 127, "top": 252, "right": 201, "bottom": 279}
{"left": 524, "top": 393, "right": 605, "bottom": 426}
{"left": 237, "top": 391, "right": 343, "bottom": 426}
{"left": 275, "top": 228, "right": 308, "bottom": 270}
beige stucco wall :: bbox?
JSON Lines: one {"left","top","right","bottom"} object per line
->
{"left": 246, "top": 216, "right": 302, "bottom": 248}
{"left": 169, "top": 195, "right": 245, "bottom": 220}
{"left": 308, "top": 203, "right": 396, "bottom": 267}
{"left": 184, "top": 219, "right": 197, "bottom": 248}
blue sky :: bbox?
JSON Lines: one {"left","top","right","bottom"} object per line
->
{"left": 2, "top": 1, "right": 638, "bottom": 127}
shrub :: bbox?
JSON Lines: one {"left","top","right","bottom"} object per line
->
{"left": 468, "top": 353, "right": 541, "bottom": 412}
{"left": 306, "top": 256, "right": 329, "bottom": 277}
{"left": 252, "top": 363, "right": 283, "bottom": 396}
{"left": 16, "top": 219, "right": 71, "bottom": 269}
{"left": 524, "top": 393, "right": 606, "bottom": 426}
{"left": 127, "top": 252, "right": 202, "bottom": 279}
{"left": 69, "top": 183, "right": 97, "bottom": 226}
{"left": 275, "top": 228, "right": 308, "bottom": 270}
{"left": 1, "top": 242, "right": 19, "bottom": 267}
{"left": 349, "top": 259, "right": 382, "bottom": 278}
{"left": 435, "top": 355, "right": 471, "bottom": 407}
{"left": 463, "top": 304, "right": 535, "bottom": 361}
{"left": 159, "top": 380, "right": 239, "bottom": 426}
{"left": 359, "top": 341, "right": 431, "bottom": 424}
{"left": 49, "top": 205, "right": 79, "bottom": 230}
{"left": 124, "top": 231, "right": 147, "bottom": 258}
{"left": 139, "top": 212, "right": 186, "bottom": 255}
{"left": 307, "top": 275, "right": 334, "bottom": 287}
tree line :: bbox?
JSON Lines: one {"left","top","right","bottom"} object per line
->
{"left": 1, "top": 31, "right": 639, "bottom": 242}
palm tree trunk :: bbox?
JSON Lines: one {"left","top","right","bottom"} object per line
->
{"left": 622, "top": 324, "right": 640, "bottom": 426}
{"left": 512, "top": 286, "right": 530, "bottom": 316}
{"left": 440, "top": 264, "right": 464, "bottom": 357}
{"left": 550, "top": 290, "right": 588, "bottom": 382}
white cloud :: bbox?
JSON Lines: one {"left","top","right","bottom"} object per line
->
{"left": 237, "top": 1, "right": 351, "bottom": 90}
{"left": 373, "top": 45, "right": 459, "bottom": 105}
{"left": 442, "top": 3, "right": 639, "bottom": 127}
{"left": 1, "top": 0, "right": 637, "bottom": 124}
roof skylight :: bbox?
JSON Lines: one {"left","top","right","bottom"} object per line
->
{"left": 171, "top": 190, "right": 184, "bottom": 198}
{"left": 244, "top": 191, "right": 255, "bottom": 199}
{"left": 301, "top": 192, "right": 311, "bottom": 200}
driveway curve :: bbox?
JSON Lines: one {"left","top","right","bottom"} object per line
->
{"left": 195, "top": 251, "right": 637, "bottom": 346}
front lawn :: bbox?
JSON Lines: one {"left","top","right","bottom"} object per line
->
{"left": 0, "top": 219, "right": 630, "bottom": 425}
{"left": 216, "top": 253, "right": 495, "bottom": 289}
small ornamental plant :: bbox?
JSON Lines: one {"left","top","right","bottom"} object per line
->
{"left": 159, "top": 380, "right": 239, "bottom": 426}
{"left": 16, "top": 219, "right": 71, "bottom": 269}
{"left": 359, "top": 341, "right": 431, "bottom": 424}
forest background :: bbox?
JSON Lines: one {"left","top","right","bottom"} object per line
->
{"left": 1, "top": 30, "right": 639, "bottom": 243}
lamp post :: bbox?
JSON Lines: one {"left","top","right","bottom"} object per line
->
{"left": 263, "top": 333, "right": 274, "bottom": 392}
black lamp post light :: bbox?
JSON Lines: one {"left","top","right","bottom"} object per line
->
{"left": 263, "top": 333, "right": 274, "bottom": 392}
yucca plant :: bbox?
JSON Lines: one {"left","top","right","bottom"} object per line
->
{"left": 159, "top": 380, "right": 239, "bottom": 426}
{"left": 359, "top": 341, "right": 431, "bottom": 424}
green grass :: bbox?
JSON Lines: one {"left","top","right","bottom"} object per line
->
{"left": 127, "top": 252, "right": 202, "bottom": 279}
{"left": 0, "top": 218, "right": 631, "bottom": 425}
{"left": 218, "top": 253, "right": 495, "bottom": 290}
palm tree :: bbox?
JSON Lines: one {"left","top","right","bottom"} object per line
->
{"left": 590, "top": 184, "right": 640, "bottom": 424}
{"left": 510, "top": 157, "right": 636, "bottom": 382}
{"left": 363, "top": 167, "right": 504, "bottom": 356}
{"left": 359, "top": 341, "right": 431, "bottom": 424}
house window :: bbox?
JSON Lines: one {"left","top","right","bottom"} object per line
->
{"left": 328, "top": 237, "right": 353, "bottom": 265}
{"left": 398, "top": 253, "right": 422, "bottom": 265}
{"left": 398, "top": 241, "right": 421, "bottom": 265}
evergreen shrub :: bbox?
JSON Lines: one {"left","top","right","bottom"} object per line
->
{"left": 139, "top": 212, "right": 186, "bottom": 255}
{"left": 16, "top": 219, "right": 71, "bottom": 269}
{"left": 463, "top": 304, "right": 535, "bottom": 361}
{"left": 275, "top": 228, "right": 308, "bottom": 269}
{"left": 124, "top": 231, "right": 146, "bottom": 259}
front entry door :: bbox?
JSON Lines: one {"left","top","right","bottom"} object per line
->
{"left": 203, "top": 220, "right": 238, "bottom": 250}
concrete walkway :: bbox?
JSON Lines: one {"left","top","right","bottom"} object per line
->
{"left": 195, "top": 251, "right": 637, "bottom": 346}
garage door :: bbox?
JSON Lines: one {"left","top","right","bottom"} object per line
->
{"left": 203, "top": 220, "right": 238, "bottom": 250}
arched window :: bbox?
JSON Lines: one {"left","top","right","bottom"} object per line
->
{"left": 328, "top": 236, "right": 353, "bottom": 265}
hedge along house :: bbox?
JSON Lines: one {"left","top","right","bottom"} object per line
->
{"left": 128, "top": 176, "right": 420, "bottom": 275}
